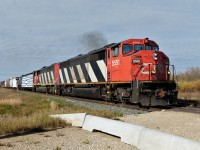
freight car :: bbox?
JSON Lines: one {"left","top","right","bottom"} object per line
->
{"left": 29, "top": 38, "right": 178, "bottom": 106}
{"left": 0, "top": 77, "right": 18, "bottom": 88}
{"left": 18, "top": 73, "right": 34, "bottom": 90}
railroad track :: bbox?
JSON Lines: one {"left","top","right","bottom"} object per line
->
{"left": 18, "top": 89, "right": 200, "bottom": 114}
{"left": 49, "top": 94, "right": 200, "bottom": 113}
{"left": 170, "top": 106, "right": 200, "bottom": 114}
{"left": 31, "top": 91, "right": 173, "bottom": 113}
{"left": 171, "top": 99, "right": 200, "bottom": 114}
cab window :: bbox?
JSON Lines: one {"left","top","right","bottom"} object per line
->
{"left": 153, "top": 46, "right": 159, "bottom": 50}
{"left": 112, "top": 46, "right": 120, "bottom": 57}
{"left": 145, "top": 45, "right": 159, "bottom": 50}
{"left": 108, "top": 50, "right": 110, "bottom": 59}
{"left": 122, "top": 44, "right": 133, "bottom": 54}
{"left": 134, "top": 44, "right": 144, "bottom": 51}
{"left": 146, "top": 45, "right": 151, "bottom": 50}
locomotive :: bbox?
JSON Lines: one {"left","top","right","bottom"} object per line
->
{"left": 8, "top": 38, "right": 178, "bottom": 106}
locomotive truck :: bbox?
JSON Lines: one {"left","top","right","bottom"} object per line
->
{"left": 17, "top": 38, "right": 178, "bottom": 106}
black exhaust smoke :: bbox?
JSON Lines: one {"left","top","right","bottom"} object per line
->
{"left": 80, "top": 31, "right": 108, "bottom": 50}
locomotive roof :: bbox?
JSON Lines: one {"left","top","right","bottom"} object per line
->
{"left": 68, "top": 42, "right": 119, "bottom": 61}
{"left": 35, "top": 42, "right": 120, "bottom": 71}
{"left": 88, "top": 43, "right": 119, "bottom": 54}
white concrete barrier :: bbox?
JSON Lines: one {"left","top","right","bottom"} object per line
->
{"left": 50, "top": 113, "right": 200, "bottom": 150}
{"left": 50, "top": 113, "right": 86, "bottom": 127}
{"left": 82, "top": 115, "right": 144, "bottom": 146}
{"left": 138, "top": 128, "right": 200, "bottom": 150}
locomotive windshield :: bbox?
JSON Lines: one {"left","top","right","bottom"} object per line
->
{"left": 122, "top": 44, "right": 133, "bottom": 54}
{"left": 134, "top": 44, "right": 144, "bottom": 51}
{"left": 146, "top": 45, "right": 159, "bottom": 50}
{"left": 133, "top": 44, "right": 159, "bottom": 51}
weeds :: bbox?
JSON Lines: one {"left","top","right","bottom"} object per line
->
{"left": 178, "top": 80, "right": 200, "bottom": 92}
{"left": 177, "top": 67, "right": 200, "bottom": 92}
{"left": 0, "top": 98, "right": 22, "bottom": 105}
{"left": 0, "top": 88, "right": 122, "bottom": 136}
{"left": 82, "top": 139, "right": 90, "bottom": 144}
{"left": 0, "top": 113, "right": 67, "bottom": 135}
{"left": 44, "top": 134, "right": 51, "bottom": 137}
{"left": 54, "top": 146, "right": 62, "bottom": 150}
{"left": 177, "top": 67, "right": 200, "bottom": 82}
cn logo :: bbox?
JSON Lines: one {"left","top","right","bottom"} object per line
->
{"left": 142, "top": 63, "right": 152, "bottom": 74}
{"left": 112, "top": 59, "right": 120, "bottom": 66}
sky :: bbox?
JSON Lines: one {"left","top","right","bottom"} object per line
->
{"left": 0, "top": 0, "right": 200, "bottom": 80}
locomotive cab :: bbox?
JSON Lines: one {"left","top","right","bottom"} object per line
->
{"left": 106, "top": 38, "right": 178, "bottom": 106}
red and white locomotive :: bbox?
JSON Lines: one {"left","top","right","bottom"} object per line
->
{"left": 18, "top": 38, "right": 178, "bottom": 106}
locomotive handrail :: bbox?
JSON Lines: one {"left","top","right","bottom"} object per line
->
{"left": 132, "top": 65, "right": 143, "bottom": 80}
{"left": 146, "top": 64, "right": 175, "bottom": 81}
{"left": 132, "top": 64, "right": 175, "bottom": 81}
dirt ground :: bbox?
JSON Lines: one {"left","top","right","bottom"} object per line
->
{"left": 120, "top": 110, "right": 200, "bottom": 142}
{"left": 0, "top": 127, "right": 137, "bottom": 150}
{"left": 1, "top": 110, "right": 200, "bottom": 150}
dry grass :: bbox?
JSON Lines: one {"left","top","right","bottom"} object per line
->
{"left": 50, "top": 101, "right": 59, "bottom": 110}
{"left": 178, "top": 91, "right": 200, "bottom": 101}
{"left": 177, "top": 67, "right": 200, "bottom": 82}
{"left": 0, "top": 113, "right": 67, "bottom": 135}
{"left": 177, "top": 67, "right": 200, "bottom": 93}
{"left": 82, "top": 139, "right": 90, "bottom": 144}
{"left": 178, "top": 80, "right": 200, "bottom": 92}
{"left": 0, "top": 88, "right": 121, "bottom": 136}
{"left": 0, "top": 98, "right": 22, "bottom": 105}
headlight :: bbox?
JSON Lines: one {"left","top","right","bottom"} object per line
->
{"left": 153, "top": 53, "right": 158, "bottom": 56}
{"left": 153, "top": 53, "right": 158, "bottom": 60}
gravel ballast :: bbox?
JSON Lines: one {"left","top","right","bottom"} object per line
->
{"left": 65, "top": 98, "right": 145, "bottom": 115}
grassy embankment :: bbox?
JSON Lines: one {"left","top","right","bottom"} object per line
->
{"left": 0, "top": 88, "right": 121, "bottom": 136}
{"left": 177, "top": 67, "right": 200, "bottom": 100}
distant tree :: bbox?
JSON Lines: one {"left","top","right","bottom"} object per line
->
{"left": 177, "top": 67, "right": 200, "bottom": 81}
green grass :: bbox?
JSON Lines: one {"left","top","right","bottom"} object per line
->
{"left": 0, "top": 88, "right": 122, "bottom": 136}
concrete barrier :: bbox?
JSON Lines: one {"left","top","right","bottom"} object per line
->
{"left": 50, "top": 113, "right": 200, "bottom": 150}
{"left": 82, "top": 115, "right": 144, "bottom": 146}
{"left": 50, "top": 113, "right": 86, "bottom": 127}
{"left": 138, "top": 128, "right": 200, "bottom": 150}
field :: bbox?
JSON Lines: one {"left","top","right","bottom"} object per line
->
{"left": 0, "top": 88, "right": 121, "bottom": 136}
{"left": 177, "top": 67, "right": 200, "bottom": 100}
{"left": 178, "top": 91, "right": 200, "bottom": 101}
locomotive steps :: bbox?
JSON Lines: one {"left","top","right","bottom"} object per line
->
{"left": 51, "top": 113, "right": 200, "bottom": 150}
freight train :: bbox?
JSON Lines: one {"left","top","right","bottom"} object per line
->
{"left": 1, "top": 38, "right": 178, "bottom": 106}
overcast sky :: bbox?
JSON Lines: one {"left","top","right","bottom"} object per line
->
{"left": 0, "top": 0, "right": 200, "bottom": 80}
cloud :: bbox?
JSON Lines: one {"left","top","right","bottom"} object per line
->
{"left": 0, "top": 0, "right": 200, "bottom": 79}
